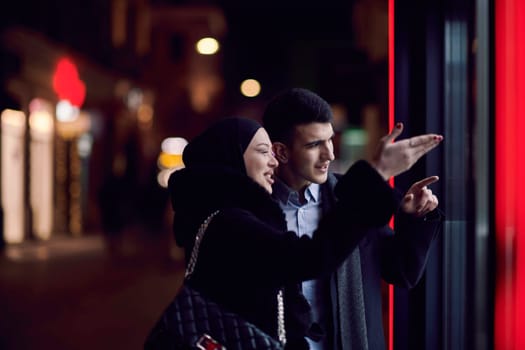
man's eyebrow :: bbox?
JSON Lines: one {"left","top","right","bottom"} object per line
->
{"left": 303, "top": 134, "right": 334, "bottom": 146}
{"left": 303, "top": 140, "right": 322, "bottom": 146}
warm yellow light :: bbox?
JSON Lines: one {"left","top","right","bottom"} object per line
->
{"left": 1, "top": 109, "right": 26, "bottom": 129}
{"left": 158, "top": 137, "right": 188, "bottom": 170}
{"left": 196, "top": 37, "right": 220, "bottom": 55}
{"left": 158, "top": 152, "right": 183, "bottom": 169}
{"left": 240, "top": 79, "right": 261, "bottom": 97}
{"left": 29, "top": 111, "right": 54, "bottom": 134}
{"left": 56, "top": 112, "right": 91, "bottom": 140}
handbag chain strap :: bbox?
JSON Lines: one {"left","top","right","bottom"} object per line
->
{"left": 184, "top": 209, "right": 287, "bottom": 346}
{"left": 185, "top": 210, "right": 220, "bottom": 279}
{"left": 277, "top": 289, "right": 286, "bottom": 345}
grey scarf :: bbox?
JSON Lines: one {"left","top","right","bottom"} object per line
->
{"left": 323, "top": 173, "right": 368, "bottom": 350}
{"left": 336, "top": 248, "right": 368, "bottom": 350}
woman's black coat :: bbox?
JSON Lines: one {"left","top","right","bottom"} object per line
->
{"left": 167, "top": 159, "right": 398, "bottom": 347}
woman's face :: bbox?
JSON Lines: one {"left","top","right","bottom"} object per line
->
{"left": 243, "top": 128, "right": 279, "bottom": 193}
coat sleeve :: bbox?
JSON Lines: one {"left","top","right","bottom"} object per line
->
{"left": 194, "top": 160, "right": 399, "bottom": 288}
{"left": 379, "top": 208, "right": 444, "bottom": 287}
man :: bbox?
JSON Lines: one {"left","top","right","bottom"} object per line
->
{"left": 263, "top": 88, "right": 443, "bottom": 350}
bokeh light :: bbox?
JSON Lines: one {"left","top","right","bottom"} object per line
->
{"left": 240, "top": 79, "right": 261, "bottom": 97}
{"left": 196, "top": 37, "right": 220, "bottom": 55}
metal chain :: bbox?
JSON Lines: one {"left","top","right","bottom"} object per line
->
{"left": 185, "top": 210, "right": 219, "bottom": 279}
{"left": 184, "top": 209, "right": 287, "bottom": 346}
{"left": 277, "top": 288, "right": 286, "bottom": 345}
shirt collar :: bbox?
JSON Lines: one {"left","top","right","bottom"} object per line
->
{"left": 273, "top": 177, "right": 320, "bottom": 205}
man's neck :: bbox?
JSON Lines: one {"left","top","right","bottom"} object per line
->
{"left": 276, "top": 167, "right": 308, "bottom": 190}
{"left": 275, "top": 173, "right": 310, "bottom": 205}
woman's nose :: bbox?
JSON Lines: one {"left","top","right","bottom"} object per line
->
{"left": 269, "top": 152, "right": 279, "bottom": 167}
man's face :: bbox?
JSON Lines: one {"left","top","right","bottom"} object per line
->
{"left": 277, "top": 122, "right": 335, "bottom": 191}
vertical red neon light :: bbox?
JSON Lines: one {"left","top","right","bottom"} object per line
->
{"left": 495, "top": 0, "right": 525, "bottom": 348}
{"left": 388, "top": 0, "right": 395, "bottom": 349}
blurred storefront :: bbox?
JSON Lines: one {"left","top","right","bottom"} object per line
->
{"left": 0, "top": 28, "right": 135, "bottom": 242}
{"left": 0, "top": 2, "right": 227, "bottom": 244}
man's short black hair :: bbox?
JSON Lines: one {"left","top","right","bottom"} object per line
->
{"left": 262, "top": 88, "right": 333, "bottom": 144}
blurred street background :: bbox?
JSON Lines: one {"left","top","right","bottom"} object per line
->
{"left": 0, "top": 228, "right": 185, "bottom": 350}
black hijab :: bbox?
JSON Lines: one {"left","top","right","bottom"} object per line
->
{"left": 182, "top": 117, "right": 262, "bottom": 175}
{"left": 171, "top": 117, "right": 277, "bottom": 248}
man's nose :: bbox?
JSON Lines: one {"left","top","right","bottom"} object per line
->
{"left": 322, "top": 144, "right": 335, "bottom": 161}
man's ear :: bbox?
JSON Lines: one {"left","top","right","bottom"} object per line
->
{"left": 273, "top": 142, "right": 289, "bottom": 163}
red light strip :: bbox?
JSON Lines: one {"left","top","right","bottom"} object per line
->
{"left": 388, "top": 0, "right": 395, "bottom": 349}
{"left": 495, "top": 0, "right": 525, "bottom": 348}
{"left": 516, "top": 0, "right": 525, "bottom": 342}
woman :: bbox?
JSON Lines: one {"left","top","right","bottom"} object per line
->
{"left": 165, "top": 117, "right": 397, "bottom": 348}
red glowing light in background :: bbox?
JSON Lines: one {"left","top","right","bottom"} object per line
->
{"left": 388, "top": 1, "right": 395, "bottom": 349}
{"left": 52, "top": 57, "right": 86, "bottom": 108}
{"left": 495, "top": 0, "right": 525, "bottom": 348}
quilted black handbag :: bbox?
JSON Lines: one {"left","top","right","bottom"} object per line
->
{"left": 144, "top": 211, "right": 285, "bottom": 350}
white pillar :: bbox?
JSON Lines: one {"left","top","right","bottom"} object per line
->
{"left": 1, "top": 109, "right": 26, "bottom": 244}
{"left": 29, "top": 110, "right": 54, "bottom": 240}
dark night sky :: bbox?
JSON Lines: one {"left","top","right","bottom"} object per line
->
{"left": 1, "top": 0, "right": 378, "bottom": 121}
{"left": 7, "top": 1, "right": 354, "bottom": 73}
{"left": 1, "top": 0, "right": 355, "bottom": 76}
{"left": 217, "top": 1, "right": 356, "bottom": 93}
